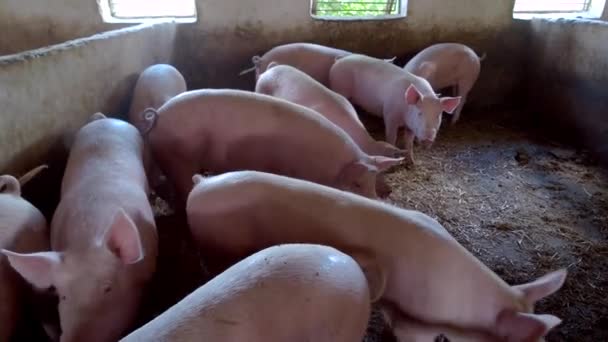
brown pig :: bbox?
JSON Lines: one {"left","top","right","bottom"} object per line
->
{"left": 404, "top": 43, "right": 485, "bottom": 124}
{"left": 186, "top": 171, "right": 567, "bottom": 342}
{"left": 3, "top": 113, "right": 158, "bottom": 342}
{"left": 121, "top": 244, "right": 371, "bottom": 342}
{"left": 127, "top": 63, "right": 187, "bottom": 133}
{"left": 138, "top": 89, "right": 403, "bottom": 203}
{"left": 0, "top": 174, "right": 49, "bottom": 341}
{"left": 256, "top": 62, "right": 405, "bottom": 158}
{"left": 239, "top": 42, "right": 396, "bottom": 86}
{"left": 329, "top": 53, "right": 462, "bottom": 165}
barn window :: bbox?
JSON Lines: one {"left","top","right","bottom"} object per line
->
{"left": 311, "top": 0, "right": 406, "bottom": 20}
{"left": 513, "top": 0, "right": 606, "bottom": 19}
{"left": 99, "top": 0, "right": 197, "bottom": 23}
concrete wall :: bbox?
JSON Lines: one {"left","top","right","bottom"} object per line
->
{"left": 0, "top": 0, "right": 128, "bottom": 55}
{"left": 527, "top": 18, "right": 608, "bottom": 162}
{"left": 2, "top": 0, "right": 607, "bottom": 170}
{"left": 0, "top": 22, "right": 177, "bottom": 174}
{"left": 174, "top": 0, "right": 527, "bottom": 110}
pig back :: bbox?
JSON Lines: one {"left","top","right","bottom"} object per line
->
{"left": 52, "top": 118, "right": 155, "bottom": 266}
{"left": 186, "top": 171, "right": 405, "bottom": 259}
{"left": 257, "top": 65, "right": 372, "bottom": 147}
{"left": 128, "top": 64, "right": 187, "bottom": 124}
{"left": 120, "top": 244, "right": 371, "bottom": 342}
{"left": 262, "top": 43, "right": 351, "bottom": 85}
{"left": 152, "top": 89, "right": 364, "bottom": 183}
{"left": 404, "top": 43, "right": 480, "bottom": 90}
{"left": 61, "top": 118, "right": 148, "bottom": 195}
{"left": 330, "top": 55, "right": 408, "bottom": 116}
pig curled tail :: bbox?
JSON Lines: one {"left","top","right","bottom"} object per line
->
{"left": 139, "top": 108, "right": 160, "bottom": 136}
{"left": 0, "top": 175, "right": 21, "bottom": 196}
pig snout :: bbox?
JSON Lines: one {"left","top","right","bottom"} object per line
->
{"left": 420, "top": 137, "right": 435, "bottom": 148}
{"left": 418, "top": 128, "right": 437, "bottom": 147}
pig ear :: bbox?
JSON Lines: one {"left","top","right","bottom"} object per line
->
{"left": 371, "top": 156, "right": 404, "bottom": 172}
{"left": 513, "top": 269, "right": 567, "bottom": 306}
{"left": 440, "top": 97, "right": 462, "bottom": 114}
{"left": 417, "top": 62, "right": 437, "bottom": 79}
{"left": 339, "top": 161, "right": 377, "bottom": 182}
{"left": 1, "top": 250, "right": 61, "bottom": 289}
{"left": 351, "top": 251, "right": 387, "bottom": 302}
{"left": 405, "top": 84, "right": 422, "bottom": 105}
{"left": 496, "top": 310, "right": 561, "bottom": 341}
{"left": 104, "top": 209, "right": 144, "bottom": 265}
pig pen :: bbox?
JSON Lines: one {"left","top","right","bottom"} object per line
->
{"left": 2, "top": 1, "right": 608, "bottom": 341}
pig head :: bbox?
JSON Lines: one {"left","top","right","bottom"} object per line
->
{"left": 403, "top": 82, "right": 461, "bottom": 146}
{"left": 3, "top": 209, "right": 149, "bottom": 342}
{"left": 3, "top": 115, "right": 157, "bottom": 342}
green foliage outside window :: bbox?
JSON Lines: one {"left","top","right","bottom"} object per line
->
{"left": 314, "top": 0, "right": 399, "bottom": 17}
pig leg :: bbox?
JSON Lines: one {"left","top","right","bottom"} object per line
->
{"left": 172, "top": 164, "right": 202, "bottom": 207}
{"left": 402, "top": 128, "right": 416, "bottom": 166}
{"left": 154, "top": 150, "right": 201, "bottom": 208}
{"left": 451, "top": 80, "right": 473, "bottom": 124}
{"left": 375, "top": 174, "right": 392, "bottom": 198}
{"left": 383, "top": 113, "right": 402, "bottom": 146}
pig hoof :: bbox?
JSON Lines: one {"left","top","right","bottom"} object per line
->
{"left": 378, "top": 188, "right": 392, "bottom": 198}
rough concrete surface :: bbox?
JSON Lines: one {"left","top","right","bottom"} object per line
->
{"left": 527, "top": 18, "right": 608, "bottom": 165}
{"left": 0, "top": 0, "right": 127, "bottom": 55}
{"left": 0, "top": 22, "right": 177, "bottom": 175}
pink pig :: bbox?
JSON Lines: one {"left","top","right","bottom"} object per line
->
{"left": 329, "top": 54, "right": 462, "bottom": 165}
{"left": 256, "top": 62, "right": 405, "bottom": 158}
{"left": 0, "top": 174, "right": 49, "bottom": 341}
{"left": 3, "top": 114, "right": 158, "bottom": 342}
{"left": 139, "top": 89, "right": 403, "bottom": 203}
{"left": 121, "top": 244, "right": 371, "bottom": 342}
{"left": 127, "top": 63, "right": 187, "bottom": 133}
{"left": 239, "top": 43, "right": 353, "bottom": 86}
{"left": 404, "top": 43, "right": 485, "bottom": 124}
{"left": 239, "top": 42, "right": 396, "bottom": 86}
{"left": 186, "top": 171, "right": 567, "bottom": 342}
{"left": 127, "top": 63, "right": 187, "bottom": 189}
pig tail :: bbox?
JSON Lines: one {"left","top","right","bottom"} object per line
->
{"left": 0, "top": 175, "right": 21, "bottom": 196}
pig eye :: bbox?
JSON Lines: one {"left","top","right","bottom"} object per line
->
{"left": 60, "top": 295, "right": 67, "bottom": 301}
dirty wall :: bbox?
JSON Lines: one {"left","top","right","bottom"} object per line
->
{"left": 527, "top": 18, "right": 608, "bottom": 163}
{"left": 0, "top": 22, "right": 177, "bottom": 174}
